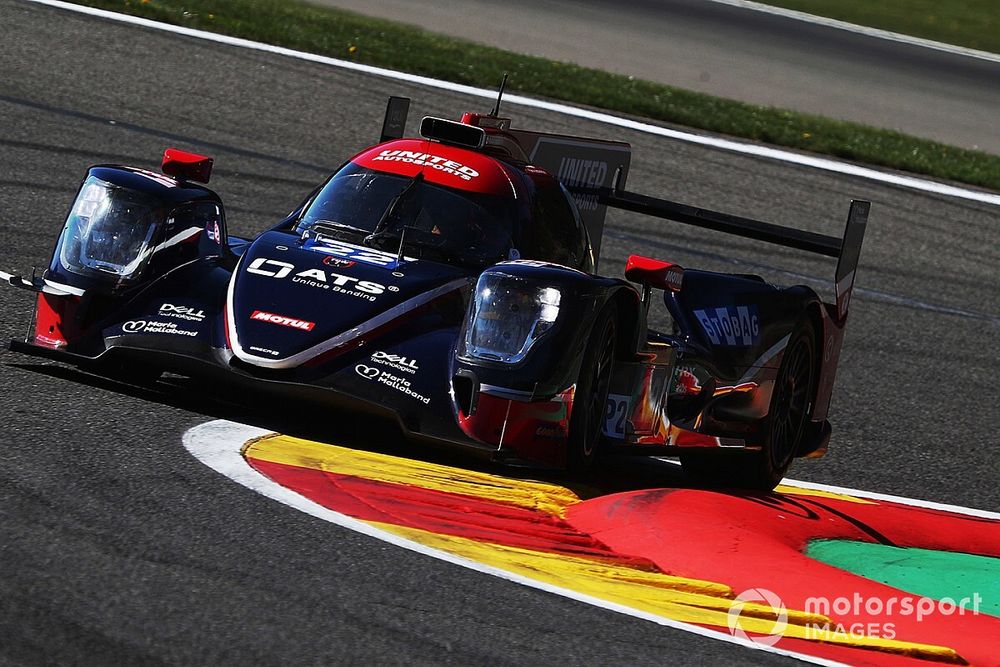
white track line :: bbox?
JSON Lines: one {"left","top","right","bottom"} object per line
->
{"left": 704, "top": 0, "right": 1000, "bottom": 65}
{"left": 24, "top": 0, "right": 1000, "bottom": 208}
{"left": 183, "top": 419, "right": 847, "bottom": 667}
{"left": 661, "top": 458, "right": 1000, "bottom": 520}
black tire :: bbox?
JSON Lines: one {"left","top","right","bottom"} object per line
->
{"left": 566, "top": 303, "right": 617, "bottom": 472}
{"left": 680, "top": 319, "right": 817, "bottom": 490}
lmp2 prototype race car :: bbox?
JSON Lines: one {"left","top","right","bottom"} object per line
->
{"left": 2, "top": 94, "right": 868, "bottom": 490}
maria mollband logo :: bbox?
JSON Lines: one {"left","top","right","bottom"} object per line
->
{"left": 355, "top": 364, "right": 380, "bottom": 380}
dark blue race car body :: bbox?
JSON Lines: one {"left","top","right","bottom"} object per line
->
{"left": 3, "top": 98, "right": 868, "bottom": 489}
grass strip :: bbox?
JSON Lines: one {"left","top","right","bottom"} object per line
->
{"left": 753, "top": 0, "right": 1000, "bottom": 55}
{"left": 72, "top": 0, "right": 1000, "bottom": 191}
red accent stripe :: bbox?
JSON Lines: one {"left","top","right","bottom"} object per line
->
{"left": 249, "top": 457, "right": 655, "bottom": 567}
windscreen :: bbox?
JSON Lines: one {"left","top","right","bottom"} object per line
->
{"left": 296, "top": 163, "right": 517, "bottom": 266}
{"left": 58, "top": 176, "right": 165, "bottom": 282}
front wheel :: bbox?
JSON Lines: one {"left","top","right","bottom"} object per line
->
{"left": 681, "top": 320, "right": 817, "bottom": 490}
{"left": 565, "top": 304, "right": 617, "bottom": 472}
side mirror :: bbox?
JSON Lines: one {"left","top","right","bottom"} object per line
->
{"left": 162, "top": 148, "right": 214, "bottom": 184}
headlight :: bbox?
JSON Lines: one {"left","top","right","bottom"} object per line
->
{"left": 462, "top": 273, "right": 561, "bottom": 364}
{"left": 58, "top": 175, "right": 163, "bottom": 281}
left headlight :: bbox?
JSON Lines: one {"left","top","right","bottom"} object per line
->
{"left": 57, "top": 175, "right": 163, "bottom": 282}
{"left": 461, "top": 273, "right": 561, "bottom": 364}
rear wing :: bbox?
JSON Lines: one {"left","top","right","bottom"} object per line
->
{"left": 602, "top": 178, "right": 869, "bottom": 322}
{"left": 375, "top": 96, "right": 868, "bottom": 314}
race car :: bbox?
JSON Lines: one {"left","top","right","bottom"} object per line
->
{"left": 2, "top": 95, "right": 868, "bottom": 490}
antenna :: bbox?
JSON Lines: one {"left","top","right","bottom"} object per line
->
{"left": 490, "top": 73, "right": 509, "bottom": 117}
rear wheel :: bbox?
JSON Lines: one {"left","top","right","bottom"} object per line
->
{"left": 680, "top": 320, "right": 817, "bottom": 490}
{"left": 566, "top": 304, "right": 617, "bottom": 472}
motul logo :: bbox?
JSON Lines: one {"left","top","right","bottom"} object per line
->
{"left": 250, "top": 310, "right": 315, "bottom": 331}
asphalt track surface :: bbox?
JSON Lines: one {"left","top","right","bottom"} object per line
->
{"left": 315, "top": 0, "right": 1000, "bottom": 155}
{"left": 0, "top": 1, "right": 997, "bottom": 664}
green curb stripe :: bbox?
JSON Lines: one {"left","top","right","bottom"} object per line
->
{"left": 807, "top": 539, "right": 1000, "bottom": 618}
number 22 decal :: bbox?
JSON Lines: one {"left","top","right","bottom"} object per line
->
{"left": 311, "top": 239, "right": 413, "bottom": 267}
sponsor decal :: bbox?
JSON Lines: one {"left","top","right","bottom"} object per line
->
{"left": 673, "top": 369, "right": 702, "bottom": 396}
{"left": 246, "top": 257, "right": 397, "bottom": 302}
{"left": 556, "top": 157, "right": 608, "bottom": 212}
{"left": 355, "top": 364, "right": 380, "bottom": 379}
{"left": 122, "top": 320, "right": 146, "bottom": 333}
{"left": 309, "top": 239, "right": 412, "bottom": 268}
{"left": 121, "top": 319, "right": 198, "bottom": 337}
{"left": 248, "top": 345, "right": 280, "bottom": 357}
{"left": 370, "top": 350, "right": 418, "bottom": 375}
{"left": 250, "top": 310, "right": 315, "bottom": 332}
{"left": 159, "top": 303, "right": 206, "bottom": 322}
{"left": 355, "top": 363, "right": 430, "bottom": 404}
{"left": 694, "top": 305, "right": 760, "bottom": 347}
{"left": 322, "top": 255, "right": 356, "bottom": 269}
{"left": 371, "top": 149, "right": 479, "bottom": 181}
{"left": 664, "top": 266, "right": 684, "bottom": 291}
{"left": 535, "top": 425, "right": 567, "bottom": 440}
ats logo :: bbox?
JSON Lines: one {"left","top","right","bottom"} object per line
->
{"left": 250, "top": 310, "right": 315, "bottom": 331}
{"left": 245, "top": 257, "right": 395, "bottom": 302}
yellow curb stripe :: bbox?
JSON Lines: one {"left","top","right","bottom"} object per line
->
{"left": 774, "top": 484, "right": 876, "bottom": 505}
{"left": 244, "top": 433, "right": 959, "bottom": 662}
{"left": 371, "top": 522, "right": 962, "bottom": 662}
{"left": 244, "top": 434, "right": 581, "bottom": 517}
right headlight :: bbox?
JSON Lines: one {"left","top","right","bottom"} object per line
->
{"left": 462, "top": 273, "right": 561, "bottom": 364}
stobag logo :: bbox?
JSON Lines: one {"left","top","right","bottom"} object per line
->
{"left": 694, "top": 305, "right": 760, "bottom": 347}
{"left": 246, "top": 257, "right": 393, "bottom": 302}
{"left": 250, "top": 310, "right": 315, "bottom": 331}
